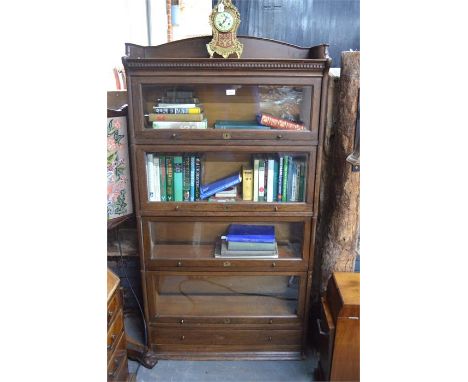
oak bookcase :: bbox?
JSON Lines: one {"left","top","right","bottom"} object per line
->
{"left": 122, "top": 36, "right": 330, "bottom": 360}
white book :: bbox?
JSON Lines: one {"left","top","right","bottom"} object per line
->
{"left": 153, "top": 156, "right": 161, "bottom": 201}
{"left": 258, "top": 160, "right": 265, "bottom": 201}
{"left": 253, "top": 158, "right": 259, "bottom": 202}
{"left": 266, "top": 158, "right": 275, "bottom": 202}
{"left": 146, "top": 153, "right": 156, "bottom": 201}
{"left": 152, "top": 119, "right": 208, "bottom": 129}
{"left": 291, "top": 162, "right": 299, "bottom": 202}
{"left": 156, "top": 103, "right": 197, "bottom": 108}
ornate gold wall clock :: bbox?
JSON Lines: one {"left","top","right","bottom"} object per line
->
{"left": 207, "top": 0, "right": 243, "bottom": 58}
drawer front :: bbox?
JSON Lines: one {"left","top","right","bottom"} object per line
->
{"left": 107, "top": 289, "right": 122, "bottom": 327}
{"left": 146, "top": 271, "right": 307, "bottom": 326}
{"left": 107, "top": 309, "right": 124, "bottom": 359}
{"left": 151, "top": 327, "right": 302, "bottom": 346}
{"left": 317, "top": 298, "right": 335, "bottom": 381}
{"left": 107, "top": 330, "right": 128, "bottom": 381}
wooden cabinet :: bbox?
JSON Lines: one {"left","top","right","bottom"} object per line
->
{"left": 122, "top": 36, "right": 331, "bottom": 359}
{"left": 317, "top": 272, "right": 360, "bottom": 381}
{"left": 107, "top": 269, "right": 129, "bottom": 382}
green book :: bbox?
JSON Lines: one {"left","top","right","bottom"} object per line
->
{"left": 298, "top": 162, "right": 305, "bottom": 202}
{"left": 183, "top": 155, "right": 191, "bottom": 201}
{"left": 281, "top": 155, "right": 289, "bottom": 202}
{"left": 227, "top": 241, "right": 277, "bottom": 251}
{"left": 159, "top": 155, "right": 166, "bottom": 201}
{"left": 273, "top": 159, "right": 279, "bottom": 202}
{"left": 173, "top": 156, "right": 183, "bottom": 201}
{"left": 165, "top": 156, "right": 174, "bottom": 201}
{"left": 214, "top": 120, "right": 271, "bottom": 130}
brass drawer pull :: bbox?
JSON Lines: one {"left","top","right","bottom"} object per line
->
{"left": 267, "top": 336, "right": 272, "bottom": 342}
{"left": 180, "top": 335, "right": 185, "bottom": 340}
{"left": 175, "top": 205, "right": 179, "bottom": 211}
{"left": 269, "top": 319, "right": 273, "bottom": 324}
{"left": 180, "top": 319, "right": 184, "bottom": 324}
{"left": 107, "top": 334, "right": 117, "bottom": 350}
{"left": 108, "top": 357, "right": 121, "bottom": 377}
{"left": 276, "top": 134, "right": 283, "bottom": 139}
{"left": 171, "top": 133, "right": 177, "bottom": 139}
{"left": 272, "top": 262, "right": 276, "bottom": 268}
{"left": 177, "top": 261, "right": 182, "bottom": 267}
{"left": 223, "top": 132, "right": 231, "bottom": 139}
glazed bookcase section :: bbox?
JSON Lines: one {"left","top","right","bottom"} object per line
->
{"left": 136, "top": 146, "right": 317, "bottom": 213}
{"left": 130, "top": 77, "right": 322, "bottom": 143}
{"left": 141, "top": 217, "right": 311, "bottom": 269}
{"left": 145, "top": 271, "right": 307, "bottom": 326}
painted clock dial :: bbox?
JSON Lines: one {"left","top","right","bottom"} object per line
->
{"left": 214, "top": 11, "right": 234, "bottom": 32}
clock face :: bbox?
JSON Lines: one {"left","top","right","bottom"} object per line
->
{"left": 214, "top": 11, "right": 235, "bottom": 32}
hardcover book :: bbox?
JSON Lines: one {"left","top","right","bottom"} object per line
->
{"left": 273, "top": 159, "right": 279, "bottom": 202}
{"left": 267, "top": 158, "right": 275, "bottom": 202}
{"left": 195, "top": 156, "right": 201, "bottom": 200}
{"left": 153, "top": 155, "right": 161, "bottom": 201}
{"left": 173, "top": 156, "right": 183, "bottom": 201}
{"left": 242, "top": 166, "right": 253, "bottom": 201}
{"left": 152, "top": 119, "right": 207, "bottom": 129}
{"left": 222, "top": 224, "right": 275, "bottom": 243}
{"left": 190, "top": 156, "right": 196, "bottom": 202}
{"left": 148, "top": 113, "right": 205, "bottom": 122}
{"left": 153, "top": 107, "right": 201, "bottom": 114}
{"left": 183, "top": 155, "right": 191, "bottom": 201}
{"left": 258, "top": 160, "right": 265, "bottom": 202}
{"left": 200, "top": 173, "right": 242, "bottom": 200}
{"left": 277, "top": 156, "right": 284, "bottom": 202}
{"left": 159, "top": 155, "right": 167, "bottom": 201}
{"left": 214, "top": 240, "right": 279, "bottom": 259}
{"left": 214, "top": 120, "right": 271, "bottom": 130}
{"left": 165, "top": 156, "right": 174, "bottom": 201}
{"left": 146, "top": 153, "right": 156, "bottom": 201}
{"left": 227, "top": 241, "right": 277, "bottom": 251}
{"left": 257, "top": 113, "right": 305, "bottom": 131}
{"left": 281, "top": 155, "right": 289, "bottom": 202}
{"left": 253, "top": 158, "right": 259, "bottom": 202}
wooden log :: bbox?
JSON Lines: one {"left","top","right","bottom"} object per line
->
{"left": 316, "top": 51, "right": 360, "bottom": 292}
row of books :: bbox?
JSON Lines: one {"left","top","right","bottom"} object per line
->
{"left": 244, "top": 155, "right": 307, "bottom": 202}
{"left": 215, "top": 224, "right": 279, "bottom": 259}
{"left": 147, "top": 90, "right": 208, "bottom": 129}
{"left": 146, "top": 154, "right": 201, "bottom": 202}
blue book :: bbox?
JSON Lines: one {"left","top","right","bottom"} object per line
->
{"left": 214, "top": 120, "right": 271, "bottom": 130}
{"left": 200, "top": 172, "right": 242, "bottom": 200}
{"left": 190, "top": 156, "right": 196, "bottom": 202}
{"left": 222, "top": 224, "right": 275, "bottom": 243}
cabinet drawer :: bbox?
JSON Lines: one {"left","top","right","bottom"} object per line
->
{"left": 107, "top": 329, "right": 127, "bottom": 381}
{"left": 107, "top": 290, "right": 122, "bottom": 327}
{"left": 107, "top": 309, "right": 124, "bottom": 359}
{"left": 146, "top": 271, "right": 307, "bottom": 325}
{"left": 152, "top": 327, "right": 302, "bottom": 346}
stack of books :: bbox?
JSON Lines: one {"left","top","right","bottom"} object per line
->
{"left": 215, "top": 224, "right": 278, "bottom": 259}
{"left": 147, "top": 90, "right": 207, "bottom": 129}
{"left": 146, "top": 153, "right": 201, "bottom": 202}
{"left": 242, "top": 155, "right": 306, "bottom": 202}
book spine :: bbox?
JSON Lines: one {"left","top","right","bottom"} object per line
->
{"left": 299, "top": 161, "right": 306, "bottom": 202}
{"left": 287, "top": 157, "right": 294, "bottom": 202}
{"left": 156, "top": 103, "right": 197, "bottom": 108}
{"left": 148, "top": 113, "right": 204, "bottom": 122}
{"left": 153, "top": 155, "right": 161, "bottom": 201}
{"left": 165, "top": 156, "right": 174, "bottom": 201}
{"left": 195, "top": 156, "right": 201, "bottom": 200}
{"left": 146, "top": 153, "right": 156, "bottom": 201}
{"left": 273, "top": 159, "right": 279, "bottom": 202}
{"left": 291, "top": 161, "right": 298, "bottom": 202}
{"left": 190, "top": 156, "right": 195, "bottom": 202}
{"left": 257, "top": 113, "right": 305, "bottom": 130}
{"left": 200, "top": 174, "right": 242, "bottom": 199}
{"left": 281, "top": 156, "right": 289, "bottom": 202}
{"left": 200, "top": 173, "right": 242, "bottom": 194}
{"left": 153, "top": 107, "right": 201, "bottom": 114}
{"left": 166, "top": 91, "right": 193, "bottom": 98}
{"left": 158, "top": 97, "right": 199, "bottom": 104}
{"left": 258, "top": 160, "right": 265, "bottom": 202}
{"left": 242, "top": 167, "right": 253, "bottom": 201}
{"left": 183, "top": 156, "right": 191, "bottom": 201}
{"left": 267, "top": 158, "right": 275, "bottom": 202}
{"left": 253, "top": 158, "right": 259, "bottom": 202}
{"left": 159, "top": 156, "right": 166, "bottom": 201}
{"left": 152, "top": 120, "right": 207, "bottom": 129}
{"left": 277, "top": 156, "right": 283, "bottom": 202}
{"left": 173, "top": 156, "right": 183, "bottom": 201}
{"left": 227, "top": 241, "right": 277, "bottom": 251}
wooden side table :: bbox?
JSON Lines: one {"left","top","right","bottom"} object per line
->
{"left": 316, "top": 272, "right": 360, "bottom": 381}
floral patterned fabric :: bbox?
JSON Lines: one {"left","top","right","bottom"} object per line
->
{"left": 107, "top": 117, "right": 133, "bottom": 219}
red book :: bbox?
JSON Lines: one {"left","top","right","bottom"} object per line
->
{"left": 257, "top": 113, "right": 305, "bottom": 131}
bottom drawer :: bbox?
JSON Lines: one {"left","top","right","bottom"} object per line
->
{"left": 152, "top": 327, "right": 302, "bottom": 346}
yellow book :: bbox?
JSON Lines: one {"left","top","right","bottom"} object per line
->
{"left": 242, "top": 166, "right": 253, "bottom": 201}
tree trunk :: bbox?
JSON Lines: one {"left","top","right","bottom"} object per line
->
{"left": 316, "top": 51, "right": 360, "bottom": 292}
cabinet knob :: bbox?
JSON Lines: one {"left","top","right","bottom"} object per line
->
{"left": 269, "top": 319, "right": 273, "bottom": 324}
{"left": 274, "top": 206, "right": 278, "bottom": 212}
{"left": 276, "top": 134, "right": 283, "bottom": 139}
{"left": 175, "top": 205, "right": 179, "bottom": 210}
{"left": 180, "top": 335, "right": 185, "bottom": 340}
{"left": 180, "top": 319, "right": 184, "bottom": 324}
{"left": 272, "top": 262, "right": 276, "bottom": 268}
{"left": 177, "top": 261, "right": 182, "bottom": 267}
{"left": 171, "top": 133, "right": 177, "bottom": 138}
{"left": 267, "top": 336, "right": 272, "bottom": 342}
